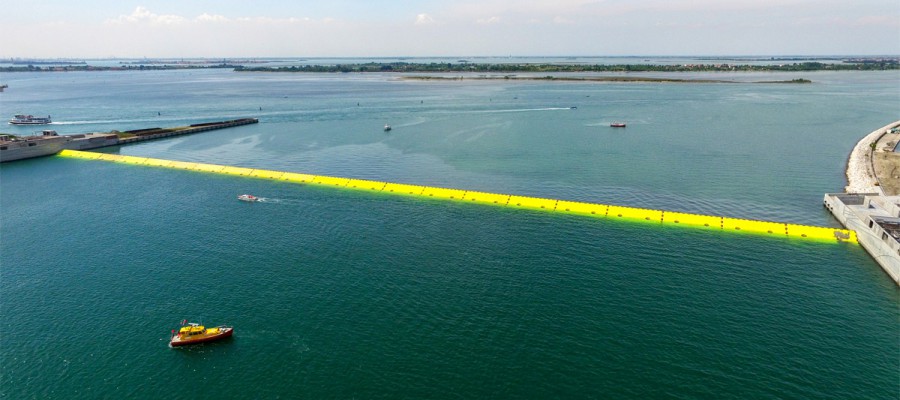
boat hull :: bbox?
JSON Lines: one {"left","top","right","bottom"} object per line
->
{"left": 170, "top": 327, "right": 233, "bottom": 347}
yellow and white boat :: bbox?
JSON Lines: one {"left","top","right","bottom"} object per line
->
{"left": 170, "top": 321, "right": 233, "bottom": 347}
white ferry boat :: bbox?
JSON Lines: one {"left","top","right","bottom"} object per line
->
{"left": 9, "top": 114, "right": 52, "bottom": 125}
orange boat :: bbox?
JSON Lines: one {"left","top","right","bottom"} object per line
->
{"left": 170, "top": 321, "right": 233, "bottom": 347}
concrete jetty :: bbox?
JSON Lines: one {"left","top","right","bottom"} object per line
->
{"left": 0, "top": 118, "right": 257, "bottom": 162}
{"left": 825, "top": 120, "right": 900, "bottom": 284}
{"left": 114, "top": 118, "right": 258, "bottom": 146}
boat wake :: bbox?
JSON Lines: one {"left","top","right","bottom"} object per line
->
{"left": 473, "top": 107, "right": 575, "bottom": 114}
{"left": 242, "top": 197, "right": 306, "bottom": 206}
{"left": 271, "top": 197, "right": 319, "bottom": 207}
{"left": 52, "top": 114, "right": 249, "bottom": 126}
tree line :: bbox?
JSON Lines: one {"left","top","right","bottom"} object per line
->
{"left": 234, "top": 61, "right": 898, "bottom": 73}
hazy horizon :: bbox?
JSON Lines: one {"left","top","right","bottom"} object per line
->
{"left": 3, "top": 54, "right": 899, "bottom": 61}
{"left": 2, "top": 1, "right": 898, "bottom": 59}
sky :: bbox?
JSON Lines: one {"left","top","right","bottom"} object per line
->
{"left": 2, "top": 0, "right": 898, "bottom": 58}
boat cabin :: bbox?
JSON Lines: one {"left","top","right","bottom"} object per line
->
{"left": 178, "top": 323, "right": 206, "bottom": 336}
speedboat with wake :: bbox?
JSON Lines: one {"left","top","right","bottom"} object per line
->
{"left": 238, "top": 194, "right": 259, "bottom": 202}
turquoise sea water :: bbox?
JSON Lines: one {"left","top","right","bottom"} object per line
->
{"left": 2, "top": 66, "right": 898, "bottom": 398}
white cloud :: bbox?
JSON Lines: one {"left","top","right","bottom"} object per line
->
{"left": 235, "top": 16, "right": 312, "bottom": 24}
{"left": 196, "top": 13, "right": 229, "bottom": 23}
{"left": 415, "top": 13, "right": 435, "bottom": 25}
{"left": 2, "top": 1, "right": 895, "bottom": 58}
{"left": 476, "top": 16, "right": 501, "bottom": 24}
{"left": 106, "top": 7, "right": 330, "bottom": 27}
{"left": 106, "top": 6, "right": 186, "bottom": 25}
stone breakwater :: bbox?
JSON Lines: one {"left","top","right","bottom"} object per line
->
{"left": 845, "top": 120, "right": 900, "bottom": 194}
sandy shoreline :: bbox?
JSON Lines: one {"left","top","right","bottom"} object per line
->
{"left": 845, "top": 121, "right": 900, "bottom": 194}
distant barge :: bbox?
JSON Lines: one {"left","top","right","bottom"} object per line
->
{"left": 0, "top": 118, "right": 258, "bottom": 163}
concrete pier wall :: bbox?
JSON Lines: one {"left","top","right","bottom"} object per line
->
{"left": 825, "top": 120, "right": 900, "bottom": 285}
{"left": 824, "top": 193, "right": 900, "bottom": 284}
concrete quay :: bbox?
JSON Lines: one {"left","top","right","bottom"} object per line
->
{"left": 0, "top": 118, "right": 257, "bottom": 162}
{"left": 825, "top": 120, "right": 900, "bottom": 285}
{"left": 115, "top": 118, "right": 258, "bottom": 146}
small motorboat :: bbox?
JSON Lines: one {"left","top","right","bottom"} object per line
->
{"left": 237, "top": 194, "right": 259, "bottom": 202}
{"left": 610, "top": 122, "right": 626, "bottom": 128}
{"left": 170, "top": 321, "right": 233, "bottom": 347}
{"left": 384, "top": 124, "right": 392, "bottom": 131}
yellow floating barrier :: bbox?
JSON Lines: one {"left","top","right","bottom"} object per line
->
{"left": 383, "top": 183, "right": 425, "bottom": 195}
{"left": 280, "top": 172, "right": 315, "bottom": 183}
{"left": 608, "top": 205, "right": 663, "bottom": 222}
{"left": 785, "top": 223, "right": 856, "bottom": 242}
{"left": 347, "top": 179, "right": 387, "bottom": 191}
{"left": 722, "top": 217, "right": 787, "bottom": 235}
{"left": 422, "top": 186, "right": 466, "bottom": 200}
{"left": 220, "top": 166, "right": 254, "bottom": 176}
{"left": 142, "top": 158, "right": 173, "bottom": 168}
{"left": 192, "top": 163, "right": 226, "bottom": 173}
{"left": 168, "top": 160, "right": 197, "bottom": 170}
{"left": 249, "top": 169, "right": 284, "bottom": 180}
{"left": 557, "top": 200, "right": 605, "bottom": 216}
{"left": 56, "top": 149, "right": 857, "bottom": 244}
{"left": 97, "top": 153, "right": 124, "bottom": 162}
{"left": 508, "top": 195, "right": 557, "bottom": 211}
{"left": 662, "top": 211, "right": 722, "bottom": 229}
{"left": 463, "top": 190, "right": 510, "bottom": 205}
{"left": 118, "top": 155, "right": 148, "bottom": 165}
{"left": 313, "top": 176, "right": 350, "bottom": 187}
{"left": 64, "top": 150, "right": 103, "bottom": 159}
